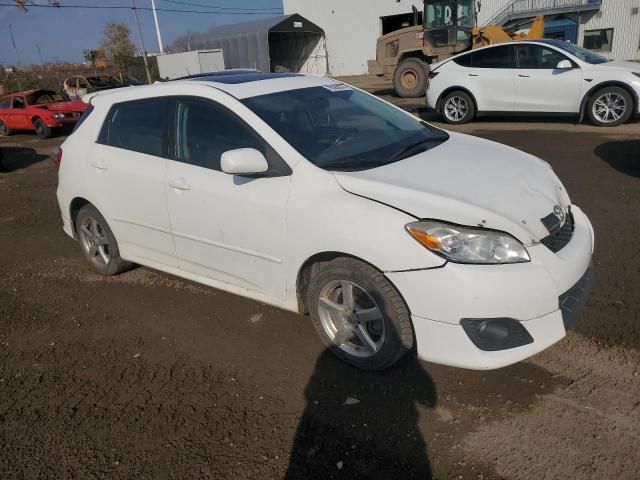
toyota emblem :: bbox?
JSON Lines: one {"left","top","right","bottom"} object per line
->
{"left": 553, "top": 206, "right": 565, "bottom": 223}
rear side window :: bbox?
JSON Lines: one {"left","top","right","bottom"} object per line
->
{"left": 0, "top": 97, "right": 10, "bottom": 109}
{"left": 469, "top": 45, "right": 515, "bottom": 68}
{"left": 98, "top": 98, "right": 169, "bottom": 157}
{"left": 452, "top": 53, "right": 472, "bottom": 67}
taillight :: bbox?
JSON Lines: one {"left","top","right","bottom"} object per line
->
{"left": 55, "top": 147, "right": 63, "bottom": 169}
{"left": 428, "top": 71, "right": 440, "bottom": 80}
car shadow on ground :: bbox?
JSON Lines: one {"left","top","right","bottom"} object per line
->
{"left": 594, "top": 140, "right": 640, "bottom": 178}
{"left": 0, "top": 147, "right": 50, "bottom": 173}
{"left": 284, "top": 350, "right": 437, "bottom": 479}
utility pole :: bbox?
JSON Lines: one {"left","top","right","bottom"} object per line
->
{"left": 130, "top": 0, "right": 152, "bottom": 84}
{"left": 9, "top": 24, "right": 22, "bottom": 66}
{"left": 150, "top": 0, "right": 164, "bottom": 54}
{"left": 36, "top": 43, "right": 44, "bottom": 64}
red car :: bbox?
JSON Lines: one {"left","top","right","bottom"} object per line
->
{"left": 0, "top": 89, "right": 88, "bottom": 139}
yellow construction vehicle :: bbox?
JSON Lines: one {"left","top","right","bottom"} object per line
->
{"left": 368, "top": 0, "right": 545, "bottom": 97}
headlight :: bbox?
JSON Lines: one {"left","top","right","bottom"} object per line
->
{"left": 51, "top": 112, "right": 65, "bottom": 119}
{"left": 406, "top": 220, "right": 530, "bottom": 264}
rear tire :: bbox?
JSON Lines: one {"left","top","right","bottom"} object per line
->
{"left": 587, "top": 86, "right": 633, "bottom": 127}
{"left": 307, "top": 257, "right": 414, "bottom": 371}
{"left": 33, "top": 118, "right": 52, "bottom": 139}
{"left": 0, "top": 119, "right": 12, "bottom": 137}
{"left": 75, "top": 204, "right": 132, "bottom": 276}
{"left": 393, "top": 58, "right": 430, "bottom": 98}
{"left": 440, "top": 90, "right": 475, "bottom": 124}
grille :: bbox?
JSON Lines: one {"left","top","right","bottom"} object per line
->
{"left": 541, "top": 210, "right": 574, "bottom": 253}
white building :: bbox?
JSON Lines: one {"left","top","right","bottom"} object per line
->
{"left": 283, "top": 0, "right": 640, "bottom": 76}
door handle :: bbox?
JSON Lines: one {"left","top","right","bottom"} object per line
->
{"left": 468, "top": 73, "right": 479, "bottom": 77}
{"left": 168, "top": 178, "right": 191, "bottom": 191}
{"left": 518, "top": 74, "right": 530, "bottom": 78}
{"left": 90, "top": 160, "right": 108, "bottom": 170}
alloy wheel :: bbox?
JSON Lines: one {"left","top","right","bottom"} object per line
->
{"left": 444, "top": 96, "right": 469, "bottom": 122}
{"left": 78, "top": 216, "right": 111, "bottom": 266}
{"left": 317, "top": 280, "right": 386, "bottom": 357}
{"left": 592, "top": 92, "right": 626, "bottom": 124}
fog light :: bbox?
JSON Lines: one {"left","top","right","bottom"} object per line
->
{"left": 461, "top": 318, "right": 533, "bottom": 351}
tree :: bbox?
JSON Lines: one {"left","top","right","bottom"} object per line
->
{"left": 100, "top": 23, "right": 135, "bottom": 75}
{"left": 168, "top": 31, "right": 197, "bottom": 53}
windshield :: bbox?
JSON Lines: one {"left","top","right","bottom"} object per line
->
{"left": 243, "top": 85, "right": 448, "bottom": 171}
{"left": 546, "top": 41, "right": 609, "bottom": 64}
{"left": 27, "top": 90, "right": 67, "bottom": 104}
{"left": 425, "top": 0, "right": 475, "bottom": 29}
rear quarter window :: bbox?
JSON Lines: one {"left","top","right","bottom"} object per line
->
{"left": 0, "top": 97, "right": 11, "bottom": 109}
{"left": 97, "top": 98, "right": 169, "bottom": 157}
{"left": 452, "top": 53, "right": 472, "bottom": 67}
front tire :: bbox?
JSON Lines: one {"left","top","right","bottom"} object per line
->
{"left": 75, "top": 205, "right": 132, "bottom": 276}
{"left": 440, "top": 90, "right": 475, "bottom": 124}
{"left": 307, "top": 257, "right": 414, "bottom": 371}
{"left": 393, "top": 58, "right": 430, "bottom": 98}
{"left": 587, "top": 86, "right": 633, "bottom": 127}
{"left": 33, "top": 118, "right": 52, "bottom": 139}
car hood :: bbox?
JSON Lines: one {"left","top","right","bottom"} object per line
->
{"left": 598, "top": 60, "right": 640, "bottom": 73}
{"left": 34, "top": 99, "right": 88, "bottom": 112}
{"left": 332, "top": 131, "right": 570, "bottom": 244}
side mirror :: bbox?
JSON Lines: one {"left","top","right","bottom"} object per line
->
{"left": 221, "top": 148, "right": 268, "bottom": 176}
{"left": 556, "top": 60, "right": 573, "bottom": 69}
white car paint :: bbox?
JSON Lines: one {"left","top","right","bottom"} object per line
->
{"left": 57, "top": 74, "right": 594, "bottom": 370}
{"left": 427, "top": 40, "right": 640, "bottom": 117}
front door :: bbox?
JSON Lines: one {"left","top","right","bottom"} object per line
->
{"left": 514, "top": 44, "right": 582, "bottom": 113}
{"left": 165, "top": 96, "right": 291, "bottom": 299}
{"left": 87, "top": 96, "right": 176, "bottom": 267}
{"left": 9, "top": 96, "right": 29, "bottom": 129}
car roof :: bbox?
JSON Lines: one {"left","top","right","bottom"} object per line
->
{"left": 87, "top": 71, "right": 340, "bottom": 104}
{"left": 2, "top": 89, "right": 37, "bottom": 98}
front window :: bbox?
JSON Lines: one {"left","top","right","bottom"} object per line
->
{"left": 425, "top": 0, "right": 475, "bottom": 29}
{"left": 243, "top": 85, "right": 448, "bottom": 171}
{"left": 547, "top": 40, "right": 609, "bottom": 64}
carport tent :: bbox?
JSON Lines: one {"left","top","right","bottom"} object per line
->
{"left": 189, "top": 14, "right": 329, "bottom": 76}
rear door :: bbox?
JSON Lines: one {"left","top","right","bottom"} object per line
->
{"left": 88, "top": 97, "right": 176, "bottom": 267}
{"left": 514, "top": 44, "right": 582, "bottom": 113}
{"left": 467, "top": 45, "right": 516, "bottom": 112}
{"left": 9, "top": 96, "right": 29, "bottom": 129}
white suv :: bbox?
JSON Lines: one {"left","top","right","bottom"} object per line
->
{"left": 427, "top": 39, "right": 640, "bottom": 126}
{"left": 57, "top": 72, "right": 594, "bottom": 371}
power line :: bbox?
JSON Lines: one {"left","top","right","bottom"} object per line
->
{"left": 0, "top": 2, "right": 283, "bottom": 14}
{"left": 160, "top": 0, "right": 281, "bottom": 12}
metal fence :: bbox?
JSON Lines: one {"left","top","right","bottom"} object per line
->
{"left": 485, "top": 0, "right": 602, "bottom": 26}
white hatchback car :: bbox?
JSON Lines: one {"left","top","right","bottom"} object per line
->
{"left": 57, "top": 72, "right": 594, "bottom": 371}
{"left": 427, "top": 39, "right": 640, "bottom": 126}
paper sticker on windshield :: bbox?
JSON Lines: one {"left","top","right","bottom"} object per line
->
{"left": 322, "top": 83, "right": 352, "bottom": 92}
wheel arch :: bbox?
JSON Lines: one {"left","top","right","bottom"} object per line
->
{"left": 397, "top": 49, "right": 433, "bottom": 64}
{"left": 295, "top": 251, "right": 412, "bottom": 317}
{"left": 436, "top": 86, "right": 478, "bottom": 115}
{"left": 69, "top": 196, "right": 93, "bottom": 236}
{"left": 579, "top": 81, "right": 638, "bottom": 122}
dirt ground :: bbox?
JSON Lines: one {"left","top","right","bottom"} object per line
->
{"left": 1, "top": 76, "right": 639, "bottom": 480}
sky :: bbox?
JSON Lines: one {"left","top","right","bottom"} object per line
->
{"left": 0, "top": 0, "right": 284, "bottom": 66}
